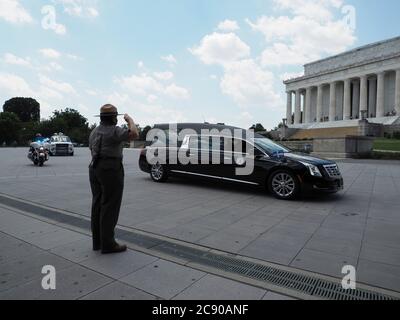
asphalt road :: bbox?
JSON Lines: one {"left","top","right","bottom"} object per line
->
{"left": 0, "top": 147, "right": 400, "bottom": 293}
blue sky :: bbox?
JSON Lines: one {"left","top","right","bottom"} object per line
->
{"left": 1, "top": 0, "right": 400, "bottom": 130}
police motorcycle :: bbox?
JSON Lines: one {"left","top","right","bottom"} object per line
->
{"left": 28, "top": 136, "right": 50, "bottom": 167}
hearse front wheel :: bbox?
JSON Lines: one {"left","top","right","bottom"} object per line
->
{"left": 268, "top": 170, "right": 300, "bottom": 200}
{"left": 150, "top": 163, "right": 169, "bottom": 182}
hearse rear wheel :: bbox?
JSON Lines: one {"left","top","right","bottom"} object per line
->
{"left": 150, "top": 163, "right": 169, "bottom": 182}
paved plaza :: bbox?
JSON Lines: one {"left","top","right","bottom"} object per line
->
{"left": 1, "top": 148, "right": 400, "bottom": 299}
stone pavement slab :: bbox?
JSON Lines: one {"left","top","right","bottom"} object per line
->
{"left": 0, "top": 265, "right": 113, "bottom": 300}
{"left": 357, "top": 259, "right": 400, "bottom": 292}
{"left": 173, "top": 274, "right": 266, "bottom": 300}
{"left": 81, "top": 281, "right": 159, "bottom": 300}
{"left": 80, "top": 250, "right": 158, "bottom": 279}
{"left": 119, "top": 260, "right": 206, "bottom": 300}
{"left": 50, "top": 238, "right": 98, "bottom": 263}
{"left": 290, "top": 249, "right": 358, "bottom": 279}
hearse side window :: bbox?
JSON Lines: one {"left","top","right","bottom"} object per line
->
{"left": 222, "top": 138, "right": 252, "bottom": 155}
{"left": 188, "top": 136, "right": 199, "bottom": 149}
{"left": 188, "top": 135, "right": 222, "bottom": 151}
{"left": 209, "top": 136, "right": 223, "bottom": 151}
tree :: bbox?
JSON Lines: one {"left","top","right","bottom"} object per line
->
{"left": 273, "top": 122, "right": 284, "bottom": 130}
{"left": 46, "top": 108, "right": 91, "bottom": 144}
{"left": 0, "top": 112, "right": 21, "bottom": 145}
{"left": 51, "top": 108, "right": 88, "bottom": 129}
{"left": 249, "top": 123, "right": 265, "bottom": 132}
{"left": 29, "top": 108, "right": 91, "bottom": 144}
{"left": 3, "top": 97, "right": 40, "bottom": 122}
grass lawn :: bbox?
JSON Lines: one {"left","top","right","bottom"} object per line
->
{"left": 373, "top": 139, "right": 400, "bottom": 152}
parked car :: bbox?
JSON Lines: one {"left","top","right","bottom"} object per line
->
{"left": 48, "top": 133, "right": 74, "bottom": 156}
{"left": 139, "top": 123, "right": 343, "bottom": 200}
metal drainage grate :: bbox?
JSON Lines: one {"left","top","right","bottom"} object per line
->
{"left": 0, "top": 193, "right": 397, "bottom": 300}
{"left": 153, "top": 244, "right": 396, "bottom": 300}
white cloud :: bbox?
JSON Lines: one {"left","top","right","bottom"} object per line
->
{"left": 0, "top": 0, "right": 33, "bottom": 24}
{"left": 280, "top": 71, "right": 304, "bottom": 81}
{"left": 48, "top": 62, "right": 64, "bottom": 71}
{"left": 0, "top": 73, "right": 68, "bottom": 104}
{"left": 147, "top": 94, "right": 158, "bottom": 103}
{"left": 116, "top": 72, "right": 189, "bottom": 100}
{"left": 164, "top": 84, "right": 190, "bottom": 100}
{"left": 161, "top": 54, "right": 177, "bottom": 65}
{"left": 52, "top": 23, "right": 67, "bottom": 35}
{"left": 189, "top": 32, "right": 250, "bottom": 66}
{"left": 153, "top": 71, "right": 174, "bottom": 81}
{"left": 273, "top": 0, "right": 343, "bottom": 22}
{"left": 85, "top": 89, "right": 98, "bottom": 96}
{"left": 191, "top": 32, "right": 281, "bottom": 109}
{"left": 39, "top": 74, "right": 76, "bottom": 95}
{"left": 66, "top": 53, "right": 82, "bottom": 61}
{"left": 217, "top": 19, "right": 240, "bottom": 32}
{"left": 105, "top": 91, "right": 186, "bottom": 125}
{"left": 220, "top": 59, "right": 282, "bottom": 108}
{"left": 0, "top": 73, "right": 84, "bottom": 119}
{"left": 247, "top": 0, "right": 356, "bottom": 66}
{"left": 0, "top": 73, "right": 34, "bottom": 97}
{"left": 3, "top": 53, "right": 31, "bottom": 67}
{"left": 87, "top": 7, "right": 99, "bottom": 17}
{"left": 39, "top": 48, "right": 62, "bottom": 59}
{"left": 239, "top": 111, "right": 254, "bottom": 121}
{"left": 210, "top": 75, "right": 218, "bottom": 80}
{"left": 117, "top": 73, "right": 164, "bottom": 96}
{"left": 56, "top": 0, "right": 100, "bottom": 18}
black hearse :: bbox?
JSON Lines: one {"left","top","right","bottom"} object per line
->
{"left": 139, "top": 123, "right": 343, "bottom": 200}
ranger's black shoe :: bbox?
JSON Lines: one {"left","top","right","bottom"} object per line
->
{"left": 101, "top": 243, "right": 127, "bottom": 254}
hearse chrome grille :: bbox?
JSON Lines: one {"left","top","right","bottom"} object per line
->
{"left": 323, "top": 164, "right": 341, "bottom": 178}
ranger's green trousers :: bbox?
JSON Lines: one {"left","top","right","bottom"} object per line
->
{"left": 89, "top": 159, "right": 124, "bottom": 249}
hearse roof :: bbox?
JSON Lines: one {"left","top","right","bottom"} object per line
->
{"left": 153, "top": 123, "right": 265, "bottom": 138}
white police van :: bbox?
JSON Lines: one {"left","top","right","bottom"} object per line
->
{"left": 49, "top": 133, "right": 74, "bottom": 156}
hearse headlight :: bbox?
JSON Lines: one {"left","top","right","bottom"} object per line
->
{"left": 300, "top": 162, "right": 322, "bottom": 177}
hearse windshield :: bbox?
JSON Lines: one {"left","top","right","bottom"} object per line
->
{"left": 253, "top": 138, "right": 290, "bottom": 155}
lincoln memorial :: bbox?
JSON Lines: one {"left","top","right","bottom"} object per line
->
{"left": 284, "top": 36, "right": 400, "bottom": 129}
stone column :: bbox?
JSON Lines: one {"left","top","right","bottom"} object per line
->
{"left": 316, "top": 85, "right": 323, "bottom": 123}
{"left": 286, "top": 91, "right": 292, "bottom": 125}
{"left": 368, "top": 77, "right": 377, "bottom": 118}
{"left": 376, "top": 72, "right": 385, "bottom": 118}
{"left": 395, "top": 69, "right": 400, "bottom": 115}
{"left": 352, "top": 80, "right": 360, "bottom": 119}
{"left": 343, "top": 79, "right": 351, "bottom": 120}
{"left": 294, "top": 89, "right": 302, "bottom": 124}
{"left": 305, "top": 87, "right": 312, "bottom": 123}
{"left": 329, "top": 82, "right": 337, "bottom": 122}
{"left": 359, "top": 75, "right": 368, "bottom": 119}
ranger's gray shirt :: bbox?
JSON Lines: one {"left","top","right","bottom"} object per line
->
{"left": 89, "top": 124, "right": 130, "bottom": 159}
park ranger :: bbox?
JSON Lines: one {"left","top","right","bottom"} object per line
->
{"left": 89, "top": 104, "right": 138, "bottom": 254}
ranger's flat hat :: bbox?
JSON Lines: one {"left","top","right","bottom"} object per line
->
{"left": 95, "top": 104, "right": 124, "bottom": 117}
